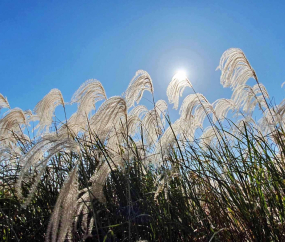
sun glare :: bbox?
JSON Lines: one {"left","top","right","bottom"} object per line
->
{"left": 174, "top": 70, "right": 187, "bottom": 80}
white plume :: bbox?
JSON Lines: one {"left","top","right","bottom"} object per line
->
{"left": 231, "top": 84, "right": 269, "bottom": 114}
{"left": 167, "top": 73, "right": 192, "bottom": 110}
{"left": 212, "top": 99, "right": 235, "bottom": 122}
{"left": 124, "top": 70, "right": 153, "bottom": 108}
{"left": 179, "top": 93, "right": 210, "bottom": 121}
{"left": 71, "top": 79, "right": 107, "bottom": 117}
{"left": 0, "top": 108, "right": 27, "bottom": 145}
{"left": 34, "top": 89, "right": 65, "bottom": 133}
{"left": 16, "top": 133, "right": 80, "bottom": 205}
{"left": 90, "top": 96, "right": 127, "bottom": 140}
{"left": 0, "top": 93, "right": 10, "bottom": 110}
{"left": 217, "top": 48, "right": 256, "bottom": 89}
{"left": 46, "top": 167, "right": 78, "bottom": 242}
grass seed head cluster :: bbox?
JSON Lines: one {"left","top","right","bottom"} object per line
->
{"left": 1, "top": 48, "right": 285, "bottom": 241}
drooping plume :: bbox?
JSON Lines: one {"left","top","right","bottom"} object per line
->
{"left": 158, "top": 119, "right": 183, "bottom": 160}
{"left": 193, "top": 102, "right": 215, "bottom": 129}
{"left": 129, "top": 105, "right": 149, "bottom": 119}
{"left": 90, "top": 96, "right": 127, "bottom": 140}
{"left": 124, "top": 70, "right": 154, "bottom": 108}
{"left": 167, "top": 73, "right": 192, "bottom": 110}
{"left": 231, "top": 83, "right": 269, "bottom": 114}
{"left": 88, "top": 161, "right": 118, "bottom": 203}
{"left": 179, "top": 93, "right": 210, "bottom": 120}
{"left": 57, "top": 112, "right": 85, "bottom": 138}
{"left": 213, "top": 98, "right": 235, "bottom": 122}
{"left": 154, "top": 100, "right": 168, "bottom": 121}
{"left": 71, "top": 152, "right": 127, "bottom": 240}
{"left": 74, "top": 190, "right": 95, "bottom": 240}
{"left": 34, "top": 89, "right": 65, "bottom": 132}
{"left": 142, "top": 110, "right": 163, "bottom": 145}
{"left": 142, "top": 100, "right": 167, "bottom": 145}
{"left": 259, "top": 107, "right": 279, "bottom": 134}
{"left": 276, "top": 98, "right": 285, "bottom": 118}
{"left": 70, "top": 79, "right": 107, "bottom": 117}
{"left": 16, "top": 133, "right": 80, "bottom": 206}
{"left": 0, "top": 93, "right": 10, "bottom": 110}
{"left": 127, "top": 105, "right": 148, "bottom": 136}
{"left": 217, "top": 48, "right": 256, "bottom": 89}
{"left": 46, "top": 167, "right": 78, "bottom": 242}
{"left": 0, "top": 108, "right": 27, "bottom": 145}
{"left": 76, "top": 152, "right": 124, "bottom": 209}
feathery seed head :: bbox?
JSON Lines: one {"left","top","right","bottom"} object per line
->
{"left": 167, "top": 73, "right": 192, "bottom": 110}
{"left": 0, "top": 93, "right": 10, "bottom": 110}
{"left": 125, "top": 70, "right": 154, "bottom": 108}
{"left": 34, "top": 89, "right": 65, "bottom": 133}
{"left": 217, "top": 48, "right": 256, "bottom": 89}
{"left": 71, "top": 79, "right": 107, "bottom": 117}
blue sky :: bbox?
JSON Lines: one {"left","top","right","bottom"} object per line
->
{"left": 1, "top": 0, "right": 285, "bottom": 121}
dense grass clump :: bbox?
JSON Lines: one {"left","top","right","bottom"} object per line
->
{"left": 1, "top": 48, "right": 285, "bottom": 241}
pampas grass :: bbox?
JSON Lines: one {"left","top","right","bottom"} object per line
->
{"left": 1, "top": 48, "right": 285, "bottom": 241}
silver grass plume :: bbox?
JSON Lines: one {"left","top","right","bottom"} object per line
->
{"left": 276, "top": 99, "right": 285, "bottom": 117}
{"left": 73, "top": 154, "right": 124, "bottom": 237}
{"left": 142, "top": 110, "right": 161, "bottom": 145}
{"left": 105, "top": 105, "right": 148, "bottom": 150}
{"left": 244, "top": 96, "right": 268, "bottom": 114}
{"left": 142, "top": 100, "right": 167, "bottom": 145}
{"left": 24, "top": 109, "right": 39, "bottom": 123}
{"left": 46, "top": 167, "right": 78, "bottom": 242}
{"left": 0, "top": 143, "right": 23, "bottom": 166}
{"left": 73, "top": 190, "right": 95, "bottom": 240}
{"left": 167, "top": 73, "right": 192, "bottom": 110}
{"left": 154, "top": 99, "right": 168, "bottom": 125}
{"left": 156, "top": 119, "right": 183, "bottom": 164}
{"left": 231, "top": 84, "right": 269, "bottom": 114}
{"left": 57, "top": 112, "right": 87, "bottom": 138}
{"left": 89, "top": 161, "right": 119, "bottom": 203}
{"left": 0, "top": 108, "right": 27, "bottom": 145}
{"left": 212, "top": 98, "right": 235, "bottom": 122}
{"left": 34, "top": 88, "right": 65, "bottom": 133}
{"left": 193, "top": 102, "right": 215, "bottom": 129}
{"left": 124, "top": 70, "right": 154, "bottom": 108}
{"left": 217, "top": 48, "right": 257, "bottom": 89}
{"left": 179, "top": 93, "right": 210, "bottom": 121}
{"left": 0, "top": 93, "right": 10, "bottom": 110}
{"left": 80, "top": 144, "right": 146, "bottom": 216}
{"left": 259, "top": 107, "right": 280, "bottom": 134}
{"left": 105, "top": 119, "right": 129, "bottom": 153}
{"left": 74, "top": 189, "right": 90, "bottom": 230}
{"left": 70, "top": 79, "right": 107, "bottom": 117}
{"left": 90, "top": 96, "right": 127, "bottom": 140}
{"left": 79, "top": 156, "right": 123, "bottom": 207}
{"left": 127, "top": 105, "right": 148, "bottom": 136}
{"left": 16, "top": 133, "right": 79, "bottom": 206}
{"left": 129, "top": 105, "right": 149, "bottom": 119}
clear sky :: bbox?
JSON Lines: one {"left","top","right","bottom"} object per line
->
{"left": 1, "top": 0, "right": 285, "bottom": 121}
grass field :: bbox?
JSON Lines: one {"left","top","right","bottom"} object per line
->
{"left": 1, "top": 48, "right": 285, "bottom": 241}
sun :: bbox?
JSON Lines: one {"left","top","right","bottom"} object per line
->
{"left": 174, "top": 70, "right": 187, "bottom": 81}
